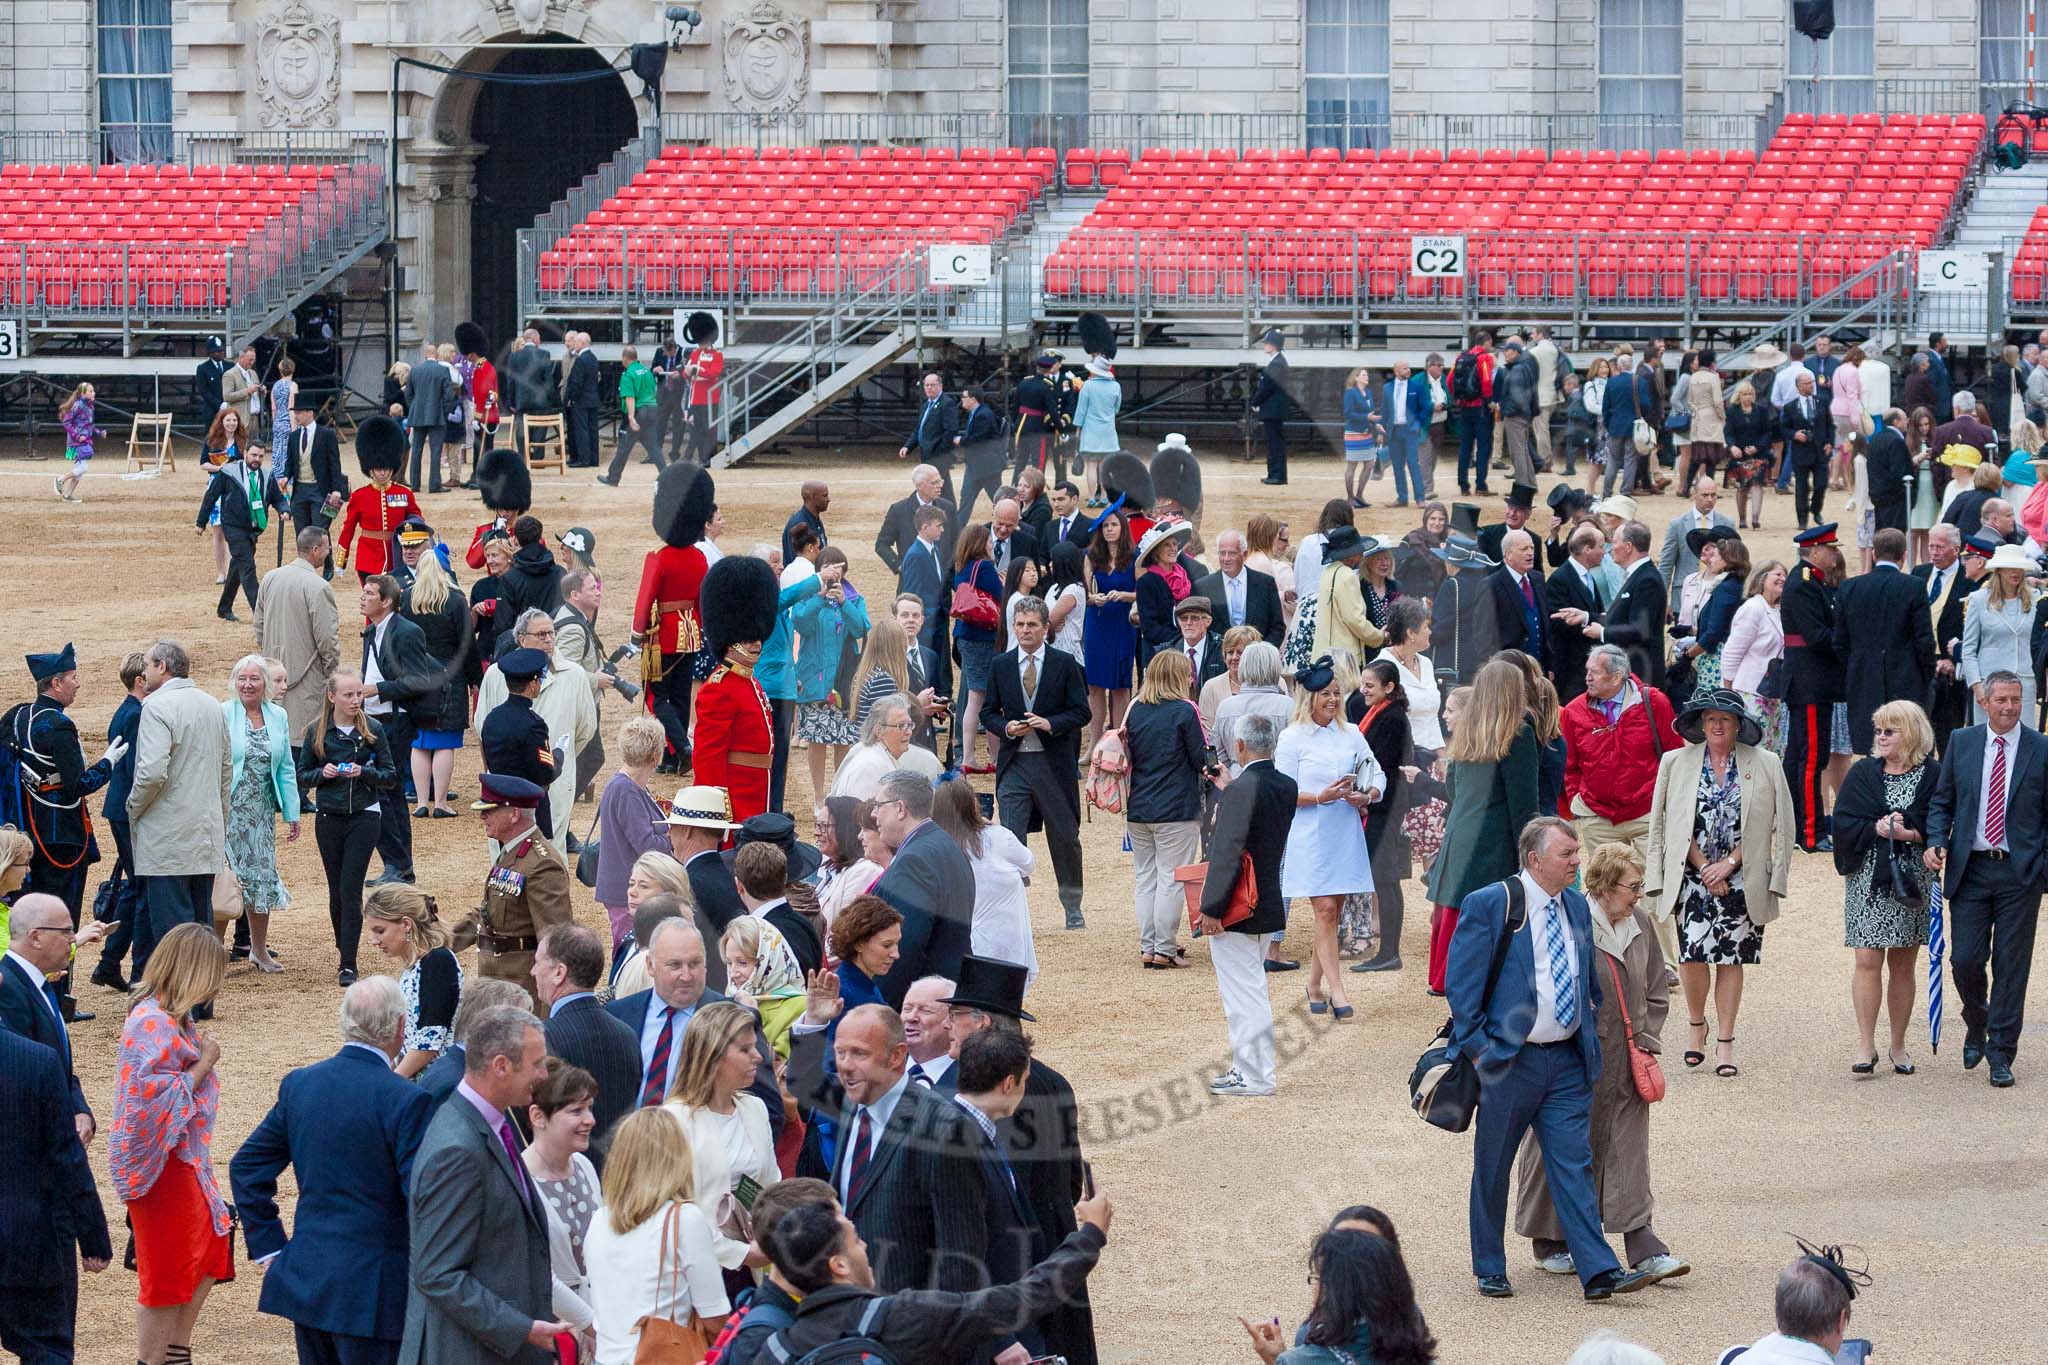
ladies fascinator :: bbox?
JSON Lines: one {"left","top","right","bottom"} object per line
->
{"left": 1790, "top": 1236, "right": 1872, "bottom": 1300}
{"left": 1293, "top": 655, "right": 1336, "bottom": 693}
{"left": 422, "top": 894, "right": 440, "bottom": 924}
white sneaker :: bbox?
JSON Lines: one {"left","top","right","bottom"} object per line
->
{"left": 1635, "top": 1253, "right": 1690, "bottom": 1282}
{"left": 1536, "top": 1252, "right": 1576, "bottom": 1275}
{"left": 1208, "top": 1069, "right": 1245, "bottom": 1093}
{"left": 1209, "top": 1077, "right": 1274, "bottom": 1097}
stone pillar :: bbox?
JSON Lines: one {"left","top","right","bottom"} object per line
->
{"left": 403, "top": 140, "right": 481, "bottom": 346}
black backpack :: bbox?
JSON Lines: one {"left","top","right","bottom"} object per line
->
{"left": 1452, "top": 349, "right": 1484, "bottom": 403}
{"left": 762, "top": 1298, "right": 899, "bottom": 1365}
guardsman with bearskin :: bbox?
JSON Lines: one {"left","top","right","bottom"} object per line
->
{"left": 633, "top": 462, "right": 716, "bottom": 774}
{"left": 334, "top": 416, "right": 420, "bottom": 581}
{"left": 454, "top": 772, "right": 572, "bottom": 1007}
{"left": 466, "top": 443, "right": 532, "bottom": 571}
{"left": 682, "top": 310, "right": 724, "bottom": 465}
{"left": 690, "top": 555, "right": 781, "bottom": 826}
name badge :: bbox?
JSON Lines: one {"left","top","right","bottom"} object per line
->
{"left": 488, "top": 866, "right": 525, "bottom": 896}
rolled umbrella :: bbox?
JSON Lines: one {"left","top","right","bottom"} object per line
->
{"left": 1927, "top": 876, "right": 1946, "bottom": 1054}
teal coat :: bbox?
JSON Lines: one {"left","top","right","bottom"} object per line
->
{"left": 754, "top": 576, "right": 825, "bottom": 702}
{"left": 789, "top": 584, "right": 873, "bottom": 705}
{"left": 1073, "top": 376, "right": 1123, "bottom": 454}
{"left": 1425, "top": 719, "right": 1540, "bottom": 908}
{"left": 222, "top": 698, "right": 302, "bottom": 822}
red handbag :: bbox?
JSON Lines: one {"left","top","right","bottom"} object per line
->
{"left": 950, "top": 559, "right": 1000, "bottom": 628}
{"left": 1606, "top": 955, "right": 1666, "bottom": 1103}
{"left": 1176, "top": 851, "right": 1258, "bottom": 933}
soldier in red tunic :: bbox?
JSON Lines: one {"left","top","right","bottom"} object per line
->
{"left": 691, "top": 554, "right": 778, "bottom": 825}
{"left": 334, "top": 416, "right": 421, "bottom": 581}
{"left": 681, "top": 310, "right": 724, "bottom": 464}
{"left": 632, "top": 462, "right": 716, "bottom": 773}
{"left": 465, "top": 443, "right": 531, "bottom": 571}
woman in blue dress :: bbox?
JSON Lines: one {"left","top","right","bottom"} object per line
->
{"left": 1082, "top": 507, "right": 1139, "bottom": 747}
{"left": 270, "top": 357, "right": 297, "bottom": 471}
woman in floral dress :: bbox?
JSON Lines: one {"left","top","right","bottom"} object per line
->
{"left": 222, "top": 655, "right": 300, "bottom": 970}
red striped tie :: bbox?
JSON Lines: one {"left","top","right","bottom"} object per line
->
{"left": 1987, "top": 735, "right": 2008, "bottom": 847}
{"left": 846, "top": 1108, "right": 873, "bottom": 1203}
{"left": 639, "top": 1007, "right": 676, "bottom": 1107}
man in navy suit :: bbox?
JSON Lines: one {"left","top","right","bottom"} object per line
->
{"left": 892, "top": 594, "right": 947, "bottom": 754}
{"left": 1446, "top": 817, "right": 1650, "bottom": 1301}
{"left": 1923, "top": 671, "right": 2048, "bottom": 1090}
{"left": 232, "top": 976, "right": 434, "bottom": 1365}
{"left": 1487, "top": 529, "right": 1551, "bottom": 674}
{"left": 869, "top": 769, "right": 976, "bottom": 1005}
{"left": 0, "top": 1027, "right": 109, "bottom": 1364}
{"left": 982, "top": 599, "right": 1092, "bottom": 931}
{"left": 604, "top": 918, "right": 781, "bottom": 1124}
{"left": 933, "top": 1027, "right": 1044, "bottom": 1363}
{"left": 532, "top": 924, "right": 640, "bottom": 1162}
{"left": 898, "top": 373, "right": 960, "bottom": 504}
{"left": 1, "top": 894, "right": 95, "bottom": 1140}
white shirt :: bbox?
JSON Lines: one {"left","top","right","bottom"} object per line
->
{"left": 1974, "top": 724, "right": 2023, "bottom": 852}
{"left": 584, "top": 1201, "right": 728, "bottom": 1365}
{"left": 1520, "top": 871, "right": 1580, "bottom": 1045}
{"left": 637, "top": 995, "right": 697, "bottom": 1085}
{"left": 1770, "top": 365, "right": 1807, "bottom": 407}
{"left": 1391, "top": 381, "right": 1408, "bottom": 425}
{"left": 362, "top": 616, "right": 393, "bottom": 715}
{"left": 1390, "top": 653, "right": 1444, "bottom": 750}
{"left": 907, "top": 1051, "right": 954, "bottom": 1088}
{"left": 838, "top": 1067, "right": 914, "bottom": 1206}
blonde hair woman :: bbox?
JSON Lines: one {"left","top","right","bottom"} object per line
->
{"left": 1124, "top": 649, "right": 1209, "bottom": 970}
{"left": 363, "top": 881, "right": 462, "bottom": 1077}
{"left": 612, "top": 851, "right": 696, "bottom": 1000}
{"left": 222, "top": 653, "right": 300, "bottom": 971}
{"left": 849, "top": 611, "right": 911, "bottom": 730}
{"left": 1277, "top": 653, "right": 1382, "bottom": 1017}
{"left": 1424, "top": 659, "right": 1541, "bottom": 993}
{"left": 1962, "top": 545, "right": 2039, "bottom": 725}
{"left": 594, "top": 716, "right": 674, "bottom": 949}
{"left": 661, "top": 999, "right": 779, "bottom": 1280}
{"left": 0, "top": 826, "right": 33, "bottom": 940}
{"left": 109, "top": 922, "right": 230, "bottom": 1365}
{"left": 582, "top": 1108, "right": 728, "bottom": 1365}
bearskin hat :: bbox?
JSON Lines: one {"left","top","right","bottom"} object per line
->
{"left": 454, "top": 320, "right": 488, "bottom": 357}
{"left": 1077, "top": 312, "right": 1117, "bottom": 361}
{"left": 684, "top": 310, "right": 720, "bottom": 345}
{"left": 475, "top": 445, "right": 531, "bottom": 514}
{"left": 653, "top": 462, "right": 716, "bottom": 550}
{"left": 700, "top": 554, "right": 779, "bottom": 658}
{"left": 1151, "top": 445, "right": 1202, "bottom": 514}
{"left": 1099, "top": 450, "right": 1153, "bottom": 511}
{"left": 356, "top": 415, "right": 405, "bottom": 477}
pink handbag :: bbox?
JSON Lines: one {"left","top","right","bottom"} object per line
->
{"left": 1607, "top": 955, "right": 1666, "bottom": 1104}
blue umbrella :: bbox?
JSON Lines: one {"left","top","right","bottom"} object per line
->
{"left": 1927, "top": 877, "right": 1946, "bottom": 1054}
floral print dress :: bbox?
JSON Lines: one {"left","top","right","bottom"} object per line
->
{"left": 225, "top": 718, "right": 289, "bottom": 913}
{"left": 1677, "top": 753, "right": 1763, "bottom": 965}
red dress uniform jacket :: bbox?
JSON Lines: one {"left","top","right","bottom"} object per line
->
{"left": 336, "top": 481, "right": 421, "bottom": 576}
{"left": 632, "top": 544, "right": 709, "bottom": 655}
{"left": 692, "top": 660, "right": 772, "bottom": 823}
{"left": 471, "top": 358, "right": 499, "bottom": 431}
{"left": 466, "top": 515, "right": 515, "bottom": 571}
{"left": 687, "top": 347, "right": 724, "bottom": 406}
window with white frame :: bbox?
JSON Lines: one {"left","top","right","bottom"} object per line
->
{"left": 98, "top": 0, "right": 174, "bottom": 162}
{"left": 1597, "top": 0, "right": 1682, "bottom": 149}
{"left": 1786, "top": 0, "right": 1874, "bottom": 114}
{"left": 1982, "top": 0, "right": 2028, "bottom": 89}
{"left": 1008, "top": 0, "right": 1088, "bottom": 150}
{"left": 1305, "top": 0, "right": 1390, "bottom": 151}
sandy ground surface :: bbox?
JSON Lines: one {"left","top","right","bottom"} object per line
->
{"left": 9, "top": 437, "right": 2043, "bottom": 1365}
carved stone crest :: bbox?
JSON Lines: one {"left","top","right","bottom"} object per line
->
{"left": 255, "top": 1, "right": 341, "bottom": 128}
{"left": 488, "top": 0, "right": 593, "bottom": 37}
{"left": 722, "top": 1, "right": 810, "bottom": 113}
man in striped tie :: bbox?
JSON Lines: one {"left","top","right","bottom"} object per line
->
{"left": 1446, "top": 816, "right": 1653, "bottom": 1301}
{"left": 1923, "top": 671, "right": 2048, "bottom": 1090}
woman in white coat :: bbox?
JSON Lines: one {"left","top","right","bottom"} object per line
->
{"left": 1719, "top": 561, "right": 1788, "bottom": 752}
{"left": 929, "top": 771, "right": 1038, "bottom": 986}
{"left": 662, "top": 1001, "right": 779, "bottom": 1288}
{"left": 1960, "top": 546, "right": 2040, "bottom": 727}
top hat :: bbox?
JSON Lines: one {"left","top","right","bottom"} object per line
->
{"left": 942, "top": 954, "right": 1036, "bottom": 1021}
{"left": 1503, "top": 482, "right": 1538, "bottom": 510}
{"left": 1450, "top": 502, "right": 1482, "bottom": 538}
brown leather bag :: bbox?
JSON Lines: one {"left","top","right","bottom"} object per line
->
{"left": 631, "top": 1205, "right": 714, "bottom": 1364}
{"left": 1607, "top": 955, "right": 1666, "bottom": 1104}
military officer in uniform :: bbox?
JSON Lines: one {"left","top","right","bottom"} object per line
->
{"left": 3, "top": 643, "right": 125, "bottom": 1019}
{"left": 453, "top": 772, "right": 572, "bottom": 1008}
{"left": 478, "top": 647, "right": 559, "bottom": 840}
{"left": 1010, "top": 350, "right": 1067, "bottom": 484}
{"left": 1781, "top": 523, "right": 1847, "bottom": 852}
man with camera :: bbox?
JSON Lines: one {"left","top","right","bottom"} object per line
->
{"left": 554, "top": 567, "right": 636, "bottom": 809}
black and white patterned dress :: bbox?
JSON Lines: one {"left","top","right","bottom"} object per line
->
{"left": 1844, "top": 764, "right": 1932, "bottom": 950}
{"left": 1677, "top": 753, "right": 1765, "bottom": 965}
{"left": 400, "top": 946, "right": 463, "bottom": 1057}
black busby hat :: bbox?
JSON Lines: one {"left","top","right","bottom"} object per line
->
{"left": 700, "top": 554, "right": 778, "bottom": 659}
{"left": 653, "top": 461, "right": 717, "bottom": 550}
{"left": 454, "top": 321, "right": 488, "bottom": 357}
{"left": 1077, "top": 311, "right": 1117, "bottom": 361}
{"left": 475, "top": 444, "right": 531, "bottom": 514}
{"left": 684, "top": 310, "right": 719, "bottom": 345}
{"left": 1099, "top": 450, "right": 1153, "bottom": 512}
{"left": 942, "top": 954, "right": 1036, "bottom": 1022}
{"left": 356, "top": 415, "right": 405, "bottom": 477}
{"left": 1150, "top": 435, "right": 1202, "bottom": 514}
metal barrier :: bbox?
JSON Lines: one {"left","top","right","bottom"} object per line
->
{"left": 1878, "top": 79, "right": 2033, "bottom": 120}
{"left": 529, "top": 126, "right": 664, "bottom": 239}
{"left": 0, "top": 129, "right": 383, "bottom": 170}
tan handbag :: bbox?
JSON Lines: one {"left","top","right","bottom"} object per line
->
{"left": 211, "top": 861, "right": 245, "bottom": 921}
{"left": 632, "top": 1205, "right": 714, "bottom": 1364}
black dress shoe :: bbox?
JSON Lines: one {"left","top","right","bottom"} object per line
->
{"left": 1964, "top": 1041, "right": 1986, "bottom": 1070}
{"left": 1263, "top": 957, "right": 1301, "bottom": 972}
{"left": 1260, "top": 477, "right": 1288, "bottom": 486}
{"left": 229, "top": 945, "right": 251, "bottom": 961}
{"left": 337, "top": 967, "right": 359, "bottom": 987}
{"left": 1990, "top": 1060, "right": 2016, "bottom": 1087}
{"left": 217, "top": 610, "right": 240, "bottom": 623}
{"left": 90, "top": 962, "right": 129, "bottom": 992}
{"left": 63, "top": 1002, "right": 95, "bottom": 1023}
{"left": 1476, "top": 1274, "right": 1513, "bottom": 1298}
{"left": 565, "top": 833, "right": 583, "bottom": 854}
{"left": 190, "top": 1000, "right": 214, "bottom": 1022}
{"left": 1351, "top": 955, "right": 1403, "bottom": 973}
{"left": 1583, "top": 1267, "right": 1652, "bottom": 1300}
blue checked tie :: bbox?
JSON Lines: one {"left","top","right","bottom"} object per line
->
{"left": 1543, "top": 898, "right": 1578, "bottom": 1031}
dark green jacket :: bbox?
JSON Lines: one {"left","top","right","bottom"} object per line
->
{"left": 1426, "top": 720, "right": 1541, "bottom": 907}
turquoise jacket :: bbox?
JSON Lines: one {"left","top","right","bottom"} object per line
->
{"left": 755, "top": 575, "right": 825, "bottom": 701}
{"left": 221, "top": 698, "right": 302, "bottom": 821}
{"left": 1074, "top": 375, "right": 1123, "bottom": 454}
{"left": 789, "top": 583, "right": 873, "bottom": 705}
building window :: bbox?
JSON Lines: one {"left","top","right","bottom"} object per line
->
{"left": 1008, "top": 0, "right": 1088, "bottom": 151}
{"left": 1786, "top": 0, "right": 1874, "bottom": 115}
{"left": 98, "top": 0, "right": 174, "bottom": 162}
{"left": 1597, "top": 0, "right": 1682, "bottom": 150}
{"left": 1983, "top": 0, "right": 2028, "bottom": 91}
{"left": 1305, "top": 0, "right": 1389, "bottom": 151}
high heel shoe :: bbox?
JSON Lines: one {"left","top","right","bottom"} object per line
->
{"left": 1851, "top": 1053, "right": 1878, "bottom": 1075}
{"left": 1306, "top": 992, "right": 1329, "bottom": 1015}
{"left": 1715, "top": 1036, "right": 1739, "bottom": 1077}
{"left": 1890, "top": 1050, "right": 1916, "bottom": 1075}
{"left": 1330, "top": 1003, "right": 1354, "bottom": 1021}
{"left": 1684, "top": 1018, "right": 1708, "bottom": 1069}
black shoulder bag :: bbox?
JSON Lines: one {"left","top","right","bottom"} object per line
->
{"left": 1408, "top": 877, "right": 1527, "bottom": 1132}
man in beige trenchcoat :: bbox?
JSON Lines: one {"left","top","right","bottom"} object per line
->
{"left": 127, "top": 640, "right": 232, "bottom": 979}
{"left": 256, "top": 526, "right": 342, "bottom": 738}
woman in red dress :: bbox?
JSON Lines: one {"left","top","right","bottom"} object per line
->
{"left": 109, "top": 922, "right": 232, "bottom": 1365}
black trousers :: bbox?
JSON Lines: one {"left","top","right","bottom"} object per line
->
{"left": 294, "top": 1324, "right": 399, "bottom": 1365}
{"left": 655, "top": 397, "right": 689, "bottom": 462}
{"left": 996, "top": 752, "right": 1084, "bottom": 915}
{"left": 1792, "top": 463, "right": 1827, "bottom": 528}
{"left": 220, "top": 526, "right": 260, "bottom": 615}
{"left": 97, "top": 817, "right": 140, "bottom": 976}
{"left": 567, "top": 406, "right": 599, "bottom": 466}
{"left": 1872, "top": 495, "right": 1909, "bottom": 536}
{"left": 134, "top": 873, "right": 214, "bottom": 973}
{"left": 605, "top": 414, "right": 666, "bottom": 481}
{"left": 407, "top": 424, "right": 445, "bottom": 492}
{"left": 317, "top": 810, "right": 380, "bottom": 972}
{"left": 684, "top": 404, "right": 716, "bottom": 463}
{"left": 770, "top": 698, "right": 796, "bottom": 815}
{"left": 958, "top": 462, "right": 1004, "bottom": 525}
{"left": 1928, "top": 677, "right": 1970, "bottom": 757}
{"left": 374, "top": 710, "right": 415, "bottom": 875}
{"left": 1949, "top": 855, "right": 2041, "bottom": 1064}
{"left": 1783, "top": 698, "right": 1833, "bottom": 851}
{"left": 0, "top": 1258, "right": 77, "bottom": 1364}
{"left": 650, "top": 653, "right": 695, "bottom": 767}
{"left": 1262, "top": 418, "right": 1287, "bottom": 481}
{"left": 1367, "top": 828, "right": 1405, "bottom": 964}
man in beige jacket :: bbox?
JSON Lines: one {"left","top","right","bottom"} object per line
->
{"left": 255, "top": 526, "right": 342, "bottom": 738}
{"left": 127, "top": 639, "right": 232, "bottom": 985}
{"left": 1310, "top": 525, "right": 1384, "bottom": 660}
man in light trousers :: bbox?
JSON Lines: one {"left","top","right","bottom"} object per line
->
{"left": 1200, "top": 716, "right": 1298, "bottom": 1097}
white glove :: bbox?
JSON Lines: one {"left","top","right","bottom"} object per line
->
{"left": 103, "top": 737, "right": 130, "bottom": 767}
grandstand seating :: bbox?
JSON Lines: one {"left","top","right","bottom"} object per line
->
{"left": 1043, "top": 112, "right": 1985, "bottom": 307}
{"left": 532, "top": 144, "right": 1059, "bottom": 302}
{"left": 0, "top": 161, "right": 383, "bottom": 313}
{"left": 2009, "top": 205, "right": 2048, "bottom": 303}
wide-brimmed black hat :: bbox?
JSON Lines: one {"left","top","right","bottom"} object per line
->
{"left": 720, "top": 811, "right": 823, "bottom": 882}
{"left": 1675, "top": 687, "right": 1763, "bottom": 747}
{"left": 943, "top": 954, "right": 1036, "bottom": 1022}
{"left": 1321, "top": 525, "right": 1367, "bottom": 562}
{"left": 1685, "top": 523, "right": 1742, "bottom": 558}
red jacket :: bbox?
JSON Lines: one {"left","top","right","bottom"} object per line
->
{"left": 693, "top": 662, "right": 772, "bottom": 823}
{"left": 686, "top": 346, "right": 724, "bottom": 406}
{"left": 632, "top": 544, "right": 709, "bottom": 655}
{"left": 336, "top": 480, "right": 420, "bottom": 576}
{"left": 1560, "top": 678, "right": 1679, "bottom": 823}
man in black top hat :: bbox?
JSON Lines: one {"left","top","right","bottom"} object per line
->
{"left": 278, "top": 393, "right": 345, "bottom": 550}
{"left": 479, "top": 648, "right": 560, "bottom": 840}
{"left": 941, "top": 956, "right": 1097, "bottom": 1365}
{"left": 195, "top": 336, "right": 227, "bottom": 419}
{"left": 1254, "top": 329, "right": 1291, "bottom": 486}
{"left": 1475, "top": 482, "right": 1539, "bottom": 566}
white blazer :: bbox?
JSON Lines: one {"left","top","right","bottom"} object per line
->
{"left": 1720, "top": 594, "right": 1784, "bottom": 695}
{"left": 664, "top": 1095, "right": 779, "bottom": 1269}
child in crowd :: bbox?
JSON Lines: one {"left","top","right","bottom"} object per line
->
{"left": 56, "top": 381, "right": 103, "bottom": 503}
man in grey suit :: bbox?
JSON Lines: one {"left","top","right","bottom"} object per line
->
{"left": 398, "top": 1005, "right": 566, "bottom": 1365}
{"left": 1192, "top": 529, "right": 1285, "bottom": 644}
{"left": 1923, "top": 671, "right": 2047, "bottom": 1090}
{"left": 404, "top": 344, "right": 454, "bottom": 494}
{"left": 1656, "top": 474, "right": 1735, "bottom": 587}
